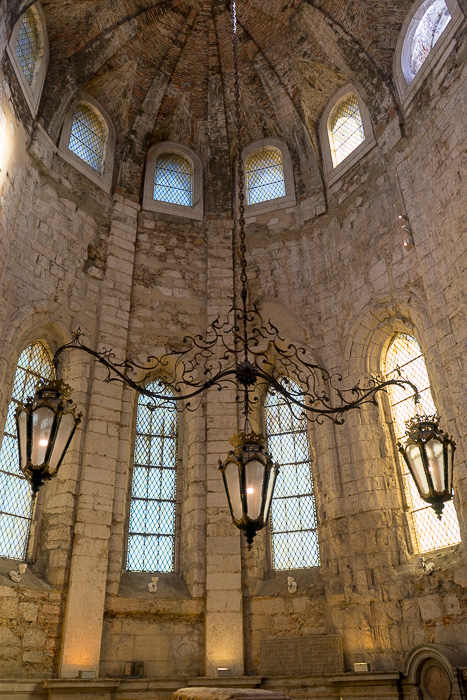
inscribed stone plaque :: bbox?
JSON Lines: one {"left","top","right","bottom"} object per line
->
{"left": 260, "top": 635, "right": 344, "bottom": 676}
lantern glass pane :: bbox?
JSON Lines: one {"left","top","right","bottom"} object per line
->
{"left": 49, "top": 411, "right": 77, "bottom": 473}
{"left": 264, "top": 464, "right": 277, "bottom": 521}
{"left": 384, "top": 333, "right": 460, "bottom": 552}
{"left": 406, "top": 443, "right": 430, "bottom": 496}
{"left": 224, "top": 461, "right": 243, "bottom": 521}
{"left": 245, "top": 458, "right": 265, "bottom": 521}
{"left": 0, "top": 343, "right": 54, "bottom": 560}
{"left": 265, "top": 380, "right": 319, "bottom": 570}
{"left": 447, "top": 443, "right": 454, "bottom": 491}
{"left": 126, "top": 381, "right": 177, "bottom": 573}
{"left": 16, "top": 409, "right": 28, "bottom": 470}
{"left": 31, "top": 406, "right": 55, "bottom": 466}
{"left": 425, "top": 438, "right": 445, "bottom": 492}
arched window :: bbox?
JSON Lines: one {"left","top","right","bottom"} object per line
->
{"left": 328, "top": 93, "right": 365, "bottom": 168}
{"left": 384, "top": 333, "right": 461, "bottom": 552}
{"left": 265, "top": 381, "right": 319, "bottom": 570}
{"left": 154, "top": 153, "right": 193, "bottom": 207}
{"left": 403, "top": 0, "right": 452, "bottom": 84}
{"left": 126, "top": 381, "right": 178, "bottom": 572}
{"left": 0, "top": 342, "right": 54, "bottom": 560}
{"left": 245, "top": 148, "right": 286, "bottom": 206}
{"left": 7, "top": 3, "right": 48, "bottom": 115}
{"left": 14, "top": 7, "right": 43, "bottom": 90}
{"left": 68, "top": 102, "right": 108, "bottom": 173}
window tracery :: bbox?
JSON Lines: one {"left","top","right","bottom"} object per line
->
{"left": 265, "top": 380, "right": 319, "bottom": 570}
{"left": 126, "top": 380, "right": 178, "bottom": 573}
{"left": 384, "top": 333, "right": 461, "bottom": 552}
{"left": 68, "top": 102, "right": 108, "bottom": 173}
{"left": 245, "top": 148, "right": 286, "bottom": 205}
{"left": 154, "top": 153, "right": 193, "bottom": 207}
{"left": 328, "top": 93, "right": 365, "bottom": 168}
{"left": 0, "top": 342, "right": 54, "bottom": 560}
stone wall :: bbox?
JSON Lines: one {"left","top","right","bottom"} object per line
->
{"left": 0, "top": 1, "right": 466, "bottom": 697}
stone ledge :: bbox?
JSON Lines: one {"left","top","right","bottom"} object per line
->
{"left": 187, "top": 678, "right": 263, "bottom": 688}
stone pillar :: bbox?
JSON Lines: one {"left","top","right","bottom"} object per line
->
{"left": 59, "top": 195, "right": 139, "bottom": 678}
{"left": 204, "top": 220, "right": 244, "bottom": 677}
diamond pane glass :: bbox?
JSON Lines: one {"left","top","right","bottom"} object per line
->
{"left": 0, "top": 343, "right": 54, "bottom": 560}
{"left": 154, "top": 154, "right": 193, "bottom": 207}
{"left": 265, "top": 380, "right": 319, "bottom": 570}
{"left": 127, "top": 380, "right": 178, "bottom": 572}
{"left": 15, "top": 8, "right": 42, "bottom": 89}
{"left": 410, "top": 0, "right": 451, "bottom": 80}
{"left": 245, "top": 149, "right": 286, "bottom": 205}
{"left": 69, "top": 103, "right": 107, "bottom": 172}
{"left": 384, "top": 333, "right": 461, "bottom": 552}
{"left": 328, "top": 94, "right": 365, "bottom": 167}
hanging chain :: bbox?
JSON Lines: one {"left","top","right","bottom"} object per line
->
{"left": 231, "top": 0, "right": 248, "bottom": 315}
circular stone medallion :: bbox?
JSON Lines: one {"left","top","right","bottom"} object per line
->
{"left": 423, "top": 664, "right": 452, "bottom": 700}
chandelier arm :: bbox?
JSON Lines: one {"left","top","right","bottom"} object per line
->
{"left": 53, "top": 339, "right": 240, "bottom": 404}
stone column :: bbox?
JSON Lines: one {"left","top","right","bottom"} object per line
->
{"left": 59, "top": 195, "right": 139, "bottom": 678}
{"left": 204, "top": 220, "right": 244, "bottom": 677}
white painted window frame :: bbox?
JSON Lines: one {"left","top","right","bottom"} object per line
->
{"left": 143, "top": 142, "right": 203, "bottom": 221}
{"left": 320, "top": 84, "right": 376, "bottom": 187}
{"left": 242, "top": 139, "right": 296, "bottom": 216}
{"left": 394, "top": 0, "right": 464, "bottom": 107}
{"left": 58, "top": 95, "right": 116, "bottom": 193}
{"left": 6, "top": 2, "right": 49, "bottom": 117}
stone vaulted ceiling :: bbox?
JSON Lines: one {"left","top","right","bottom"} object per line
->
{"left": 6, "top": 0, "right": 415, "bottom": 195}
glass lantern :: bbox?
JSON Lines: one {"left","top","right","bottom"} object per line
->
{"left": 398, "top": 414, "right": 456, "bottom": 518}
{"left": 15, "top": 379, "right": 81, "bottom": 494}
{"left": 219, "top": 431, "right": 279, "bottom": 547}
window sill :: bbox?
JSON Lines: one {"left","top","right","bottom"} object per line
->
{"left": 142, "top": 197, "right": 204, "bottom": 221}
{"left": 57, "top": 148, "right": 112, "bottom": 193}
{"left": 326, "top": 139, "right": 376, "bottom": 187}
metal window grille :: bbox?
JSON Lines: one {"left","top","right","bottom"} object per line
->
{"left": 0, "top": 343, "right": 54, "bottom": 560}
{"left": 245, "top": 149, "right": 286, "bottom": 205}
{"left": 69, "top": 103, "right": 107, "bottom": 173}
{"left": 328, "top": 94, "right": 365, "bottom": 168}
{"left": 410, "top": 0, "right": 451, "bottom": 78}
{"left": 384, "top": 333, "right": 461, "bottom": 553}
{"left": 154, "top": 154, "right": 193, "bottom": 207}
{"left": 265, "top": 380, "right": 319, "bottom": 570}
{"left": 127, "top": 381, "right": 178, "bottom": 572}
{"left": 15, "top": 8, "right": 42, "bottom": 89}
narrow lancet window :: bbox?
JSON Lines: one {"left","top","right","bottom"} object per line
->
{"left": 265, "top": 381, "right": 319, "bottom": 569}
{"left": 328, "top": 93, "right": 365, "bottom": 168}
{"left": 406, "top": 0, "right": 451, "bottom": 83}
{"left": 14, "top": 7, "right": 43, "bottom": 90}
{"left": 384, "top": 333, "right": 461, "bottom": 552}
{"left": 154, "top": 154, "right": 193, "bottom": 207}
{"left": 0, "top": 343, "right": 54, "bottom": 559}
{"left": 127, "top": 381, "right": 178, "bottom": 572}
{"left": 68, "top": 102, "right": 108, "bottom": 172}
{"left": 245, "top": 148, "right": 286, "bottom": 205}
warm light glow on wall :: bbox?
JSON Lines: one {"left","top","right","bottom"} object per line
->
{"left": 0, "top": 111, "right": 14, "bottom": 182}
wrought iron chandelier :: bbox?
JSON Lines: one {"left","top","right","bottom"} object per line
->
{"left": 15, "top": 1, "right": 456, "bottom": 544}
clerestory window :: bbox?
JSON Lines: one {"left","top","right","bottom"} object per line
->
{"left": 154, "top": 153, "right": 193, "bottom": 207}
{"left": 403, "top": 0, "right": 452, "bottom": 84}
{"left": 245, "top": 148, "right": 286, "bottom": 206}
{"left": 0, "top": 342, "right": 54, "bottom": 560}
{"left": 328, "top": 93, "right": 365, "bottom": 168}
{"left": 68, "top": 102, "right": 108, "bottom": 173}
{"left": 126, "top": 381, "right": 178, "bottom": 572}
{"left": 384, "top": 333, "right": 461, "bottom": 553}
{"left": 265, "top": 380, "right": 319, "bottom": 570}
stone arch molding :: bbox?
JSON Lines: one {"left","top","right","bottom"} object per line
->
{"left": 405, "top": 643, "right": 467, "bottom": 684}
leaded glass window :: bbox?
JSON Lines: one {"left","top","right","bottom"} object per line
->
{"left": 384, "top": 333, "right": 461, "bottom": 552}
{"left": 127, "top": 381, "right": 178, "bottom": 572}
{"left": 154, "top": 154, "right": 193, "bottom": 207}
{"left": 245, "top": 148, "right": 286, "bottom": 205}
{"left": 265, "top": 381, "right": 319, "bottom": 570}
{"left": 407, "top": 0, "right": 451, "bottom": 82}
{"left": 0, "top": 342, "right": 54, "bottom": 560}
{"left": 328, "top": 94, "right": 365, "bottom": 168}
{"left": 69, "top": 103, "right": 107, "bottom": 172}
{"left": 14, "top": 7, "right": 43, "bottom": 90}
